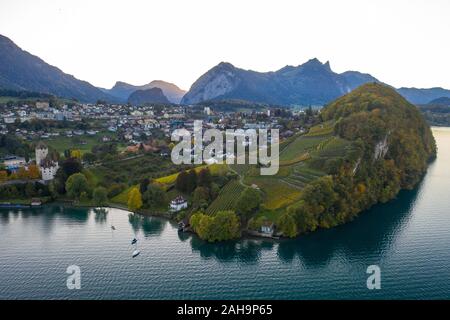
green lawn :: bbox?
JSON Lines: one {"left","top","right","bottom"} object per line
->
{"left": 42, "top": 131, "right": 122, "bottom": 155}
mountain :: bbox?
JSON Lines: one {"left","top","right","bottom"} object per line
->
{"left": 0, "top": 34, "right": 116, "bottom": 103}
{"left": 127, "top": 87, "right": 170, "bottom": 105}
{"left": 427, "top": 96, "right": 450, "bottom": 106}
{"left": 181, "top": 59, "right": 380, "bottom": 106}
{"left": 396, "top": 87, "right": 450, "bottom": 105}
{"left": 104, "top": 80, "right": 186, "bottom": 104}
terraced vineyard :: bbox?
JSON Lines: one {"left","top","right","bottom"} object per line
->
{"left": 205, "top": 179, "right": 245, "bottom": 215}
{"left": 281, "top": 164, "right": 325, "bottom": 190}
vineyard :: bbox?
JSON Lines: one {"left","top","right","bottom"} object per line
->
{"left": 205, "top": 179, "right": 245, "bottom": 215}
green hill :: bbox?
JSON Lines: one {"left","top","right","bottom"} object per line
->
{"left": 209, "top": 83, "right": 436, "bottom": 237}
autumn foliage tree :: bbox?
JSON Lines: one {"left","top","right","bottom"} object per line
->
{"left": 28, "top": 164, "right": 41, "bottom": 179}
{"left": 127, "top": 187, "right": 143, "bottom": 212}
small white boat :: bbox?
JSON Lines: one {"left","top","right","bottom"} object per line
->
{"left": 132, "top": 250, "right": 140, "bottom": 258}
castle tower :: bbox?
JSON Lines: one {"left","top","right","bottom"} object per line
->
{"left": 35, "top": 142, "right": 48, "bottom": 166}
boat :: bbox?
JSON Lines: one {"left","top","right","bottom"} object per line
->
{"left": 132, "top": 250, "right": 140, "bottom": 258}
{"left": 131, "top": 238, "right": 137, "bottom": 245}
{"left": 31, "top": 198, "right": 42, "bottom": 206}
{"left": 111, "top": 225, "right": 116, "bottom": 230}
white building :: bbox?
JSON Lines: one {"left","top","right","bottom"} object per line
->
{"left": 169, "top": 196, "right": 188, "bottom": 212}
{"left": 40, "top": 159, "right": 59, "bottom": 181}
{"left": 35, "top": 142, "right": 58, "bottom": 181}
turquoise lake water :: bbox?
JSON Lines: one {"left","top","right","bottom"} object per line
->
{"left": 1, "top": 127, "right": 450, "bottom": 299}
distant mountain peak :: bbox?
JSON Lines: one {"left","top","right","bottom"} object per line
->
{"left": 181, "top": 58, "right": 382, "bottom": 105}
{"left": 104, "top": 79, "right": 186, "bottom": 104}
{"left": 127, "top": 87, "right": 170, "bottom": 105}
{"left": 217, "top": 61, "right": 235, "bottom": 68}
{"left": 0, "top": 33, "right": 116, "bottom": 102}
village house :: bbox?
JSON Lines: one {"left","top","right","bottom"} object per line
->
{"left": 2, "top": 155, "right": 26, "bottom": 171}
{"left": 260, "top": 221, "right": 275, "bottom": 235}
{"left": 169, "top": 196, "right": 188, "bottom": 212}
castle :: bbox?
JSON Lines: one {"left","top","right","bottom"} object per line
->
{"left": 35, "top": 142, "right": 59, "bottom": 181}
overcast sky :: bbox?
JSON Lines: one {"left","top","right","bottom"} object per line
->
{"left": 1, "top": 0, "right": 449, "bottom": 91}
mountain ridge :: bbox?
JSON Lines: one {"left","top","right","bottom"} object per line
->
{"left": 0, "top": 34, "right": 117, "bottom": 103}
{"left": 181, "top": 59, "right": 380, "bottom": 106}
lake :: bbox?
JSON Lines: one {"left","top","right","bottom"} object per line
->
{"left": 1, "top": 127, "right": 450, "bottom": 299}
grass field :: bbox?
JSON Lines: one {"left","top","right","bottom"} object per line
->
{"left": 42, "top": 131, "right": 123, "bottom": 155}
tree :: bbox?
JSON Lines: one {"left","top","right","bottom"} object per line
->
{"left": 70, "top": 149, "right": 82, "bottom": 160}
{"left": 0, "top": 170, "right": 8, "bottom": 183}
{"left": 17, "top": 167, "right": 29, "bottom": 180}
{"left": 127, "top": 187, "right": 143, "bottom": 212}
{"left": 139, "top": 178, "right": 150, "bottom": 194}
{"left": 192, "top": 186, "right": 210, "bottom": 210}
{"left": 197, "top": 168, "right": 212, "bottom": 187}
{"left": 236, "top": 187, "right": 262, "bottom": 219}
{"left": 175, "top": 170, "right": 188, "bottom": 192}
{"left": 61, "top": 157, "right": 83, "bottom": 177}
{"left": 25, "top": 182, "right": 36, "bottom": 198}
{"left": 28, "top": 164, "right": 41, "bottom": 179}
{"left": 189, "top": 210, "right": 240, "bottom": 242}
{"left": 142, "top": 184, "right": 166, "bottom": 208}
{"left": 55, "top": 158, "right": 83, "bottom": 194}
{"left": 82, "top": 152, "right": 97, "bottom": 164}
{"left": 186, "top": 169, "right": 198, "bottom": 193}
{"left": 65, "top": 173, "right": 90, "bottom": 199}
{"left": 93, "top": 187, "right": 108, "bottom": 206}
{"left": 277, "top": 213, "right": 298, "bottom": 238}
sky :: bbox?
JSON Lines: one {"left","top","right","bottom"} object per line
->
{"left": 0, "top": 0, "right": 449, "bottom": 91}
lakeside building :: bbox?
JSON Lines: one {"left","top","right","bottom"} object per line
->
{"left": 2, "top": 156, "right": 26, "bottom": 171}
{"left": 169, "top": 196, "right": 188, "bottom": 212}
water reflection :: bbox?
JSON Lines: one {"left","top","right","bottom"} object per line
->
{"left": 276, "top": 186, "right": 420, "bottom": 266}
{"left": 188, "top": 234, "right": 275, "bottom": 263}
{"left": 0, "top": 175, "right": 424, "bottom": 267}
{"left": 183, "top": 181, "right": 422, "bottom": 266}
{"left": 128, "top": 213, "right": 166, "bottom": 237}
{"left": 94, "top": 208, "right": 108, "bottom": 223}
{"left": 0, "top": 204, "right": 91, "bottom": 230}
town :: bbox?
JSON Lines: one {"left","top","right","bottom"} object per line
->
{"left": 0, "top": 98, "right": 319, "bottom": 216}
